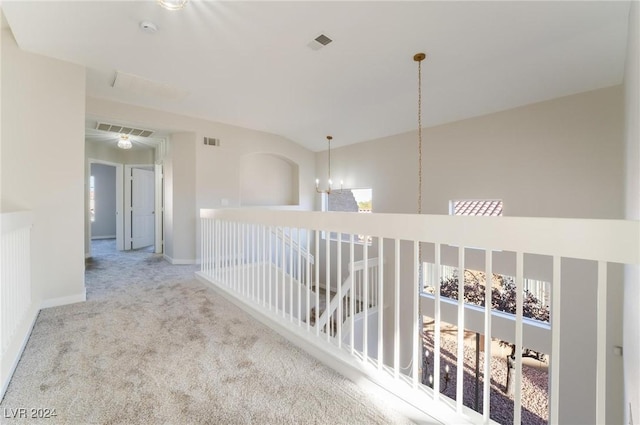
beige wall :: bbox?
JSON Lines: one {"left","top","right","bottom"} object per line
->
{"left": 86, "top": 140, "right": 154, "bottom": 165}
{"left": 623, "top": 2, "right": 640, "bottom": 424}
{"left": 240, "top": 153, "right": 299, "bottom": 206}
{"left": 317, "top": 85, "right": 624, "bottom": 219}
{"left": 1, "top": 28, "right": 86, "bottom": 305}
{"left": 163, "top": 132, "right": 196, "bottom": 263}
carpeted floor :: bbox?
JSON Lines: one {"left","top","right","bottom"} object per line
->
{"left": 0, "top": 240, "right": 415, "bottom": 424}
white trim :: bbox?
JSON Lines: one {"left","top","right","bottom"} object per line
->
{"left": 91, "top": 235, "right": 116, "bottom": 240}
{"left": 0, "top": 304, "right": 39, "bottom": 401}
{"left": 200, "top": 209, "right": 640, "bottom": 265}
{"left": 163, "top": 254, "right": 196, "bottom": 265}
{"left": 154, "top": 163, "right": 163, "bottom": 254}
{"left": 40, "top": 291, "right": 87, "bottom": 310}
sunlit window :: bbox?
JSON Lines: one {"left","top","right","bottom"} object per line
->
{"left": 322, "top": 188, "right": 372, "bottom": 243}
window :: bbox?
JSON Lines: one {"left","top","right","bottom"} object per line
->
{"left": 322, "top": 188, "right": 372, "bottom": 243}
{"left": 324, "top": 188, "right": 372, "bottom": 213}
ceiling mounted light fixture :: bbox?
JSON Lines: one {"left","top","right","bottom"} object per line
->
{"left": 117, "top": 134, "right": 132, "bottom": 150}
{"left": 157, "top": 0, "right": 188, "bottom": 11}
{"left": 315, "top": 135, "right": 342, "bottom": 195}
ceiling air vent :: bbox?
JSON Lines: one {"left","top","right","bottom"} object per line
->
{"left": 204, "top": 137, "right": 220, "bottom": 147}
{"left": 314, "top": 34, "right": 332, "bottom": 46}
{"left": 308, "top": 33, "right": 333, "bottom": 51}
{"left": 96, "top": 122, "right": 154, "bottom": 138}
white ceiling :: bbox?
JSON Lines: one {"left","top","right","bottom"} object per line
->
{"left": 2, "top": 1, "right": 632, "bottom": 151}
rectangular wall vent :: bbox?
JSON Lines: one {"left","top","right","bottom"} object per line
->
{"left": 97, "top": 122, "right": 154, "bottom": 138}
{"left": 204, "top": 137, "right": 220, "bottom": 147}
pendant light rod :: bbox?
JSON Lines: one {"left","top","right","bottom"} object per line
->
{"left": 414, "top": 52, "right": 426, "bottom": 215}
{"left": 316, "top": 135, "right": 343, "bottom": 194}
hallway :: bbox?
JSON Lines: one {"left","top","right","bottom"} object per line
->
{"left": 0, "top": 241, "right": 414, "bottom": 424}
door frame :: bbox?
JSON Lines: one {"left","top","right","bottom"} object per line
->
{"left": 87, "top": 159, "right": 124, "bottom": 254}
{"left": 154, "top": 163, "right": 163, "bottom": 254}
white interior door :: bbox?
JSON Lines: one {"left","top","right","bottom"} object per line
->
{"left": 131, "top": 168, "right": 155, "bottom": 249}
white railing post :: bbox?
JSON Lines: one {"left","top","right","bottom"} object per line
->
{"left": 325, "top": 232, "right": 331, "bottom": 341}
{"left": 483, "top": 250, "right": 493, "bottom": 424}
{"left": 394, "top": 238, "right": 400, "bottom": 379}
{"left": 434, "top": 244, "right": 441, "bottom": 400}
{"left": 550, "top": 255, "right": 561, "bottom": 424}
{"left": 596, "top": 261, "right": 607, "bottom": 425}
{"left": 268, "top": 226, "right": 273, "bottom": 310}
{"left": 315, "top": 230, "right": 320, "bottom": 337}
{"left": 456, "top": 246, "right": 465, "bottom": 412}
{"left": 363, "top": 240, "right": 369, "bottom": 361}
{"left": 306, "top": 229, "right": 311, "bottom": 332}
{"left": 297, "top": 229, "right": 302, "bottom": 326}
{"left": 264, "top": 224, "right": 268, "bottom": 303}
{"left": 378, "top": 236, "right": 384, "bottom": 370}
{"left": 350, "top": 234, "right": 355, "bottom": 354}
{"left": 201, "top": 218, "right": 205, "bottom": 274}
{"left": 252, "top": 224, "right": 256, "bottom": 301}
{"left": 281, "top": 227, "right": 286, "bottom": 318}
{"left": 337, "top": 232, "right": 342, "bottom": 347}
{"left": 514, "top": 252, "right": 524, "bottom": 425}
{"left": 289, "top": 227, "right": 294, "bottom": 322}
{"left": 413, "top": 240, "right": 419, "bottom": 387}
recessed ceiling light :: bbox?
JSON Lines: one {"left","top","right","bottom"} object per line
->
{"left": 157, "top": 0, "right": 188, "bottom": 11}
{"left": 139, "top": 21, "right": 158, "bottom": 34}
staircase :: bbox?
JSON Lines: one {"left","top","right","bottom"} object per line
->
{"left": 313, "top": 257, "right": 381, "bottom": 355}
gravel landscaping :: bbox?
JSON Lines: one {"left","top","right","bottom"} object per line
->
{"left": 423, "top": 334, "right": 548, "bottom": 425}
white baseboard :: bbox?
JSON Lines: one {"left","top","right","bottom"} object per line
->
{"left": 163, "top": 254, "right": 196, "bottom": 265}
{"left": 1, "top": 303, "right": 39, "bottom": 401}
{"left": 40, "top": 291, "right": 86, "bottom": 310}
{"left": 91, "top": 235, "right": 116, "bottom": 240}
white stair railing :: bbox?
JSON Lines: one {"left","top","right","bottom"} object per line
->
{"left": 316, "top": 257, "right": 380, "bottom": 333}
{"left": 197, "top": 208, "right": 639, "bottom": 425}
{"left": 1, "top": 211, "right": 36, "bottom": 399}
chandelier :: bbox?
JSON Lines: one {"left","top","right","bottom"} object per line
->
{"left": 117, "top": 134, "right": 132, "bottom": 150}
{"left": 315, "top": 135, "right": 343, "bottom": 194}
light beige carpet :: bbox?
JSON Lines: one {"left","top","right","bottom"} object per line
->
{"left": 0, "top": 240, "right": 414, "bottom": 424}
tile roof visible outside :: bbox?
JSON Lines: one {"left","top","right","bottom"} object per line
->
{"left": 453, "top": 200, "right": 503, "bottom": 216}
